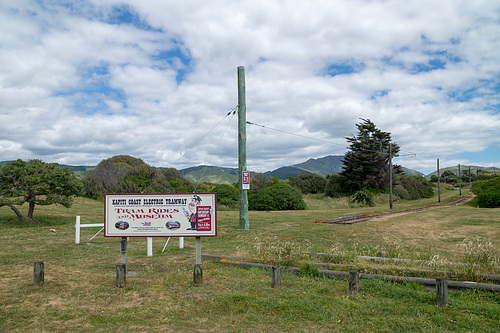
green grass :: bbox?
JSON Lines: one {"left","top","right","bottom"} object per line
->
{"left": 0, "top": 190, "right": 499, "bottom": 332}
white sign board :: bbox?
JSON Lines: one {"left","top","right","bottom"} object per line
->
{"left": 104, "top": 193, "right": 217, "bottom": 237}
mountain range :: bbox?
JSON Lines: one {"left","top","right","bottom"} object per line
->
{"left": 2, "top": 156, "right": 498, "bottom": 185}
{"left": 181, "top": 155, "right": 426, "bottom": 184}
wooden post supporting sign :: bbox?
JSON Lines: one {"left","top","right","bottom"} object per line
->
{"left": 194, "top": 237, "right": 203, "bottom": 285}
{"left": 120, "top": 237, "right": 127, "bottom": 275}
{"left": 116, "top": 263, "right": 126, "bottom": 288}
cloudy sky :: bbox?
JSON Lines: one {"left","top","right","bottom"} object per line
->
{"left": 1, "top": 0, "right": 499, "bottom": 174}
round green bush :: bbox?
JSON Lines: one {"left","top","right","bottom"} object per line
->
{"left": 212, "top": 184, "right": 238, "bottom": 208}
{"left": 473, "top": 177, "right": 500, "bottom": 208}
{"left": 351, "top": 189, "right": 375, "bottom": 206}
{"left": 249, "top": 182, "right": 306, "bottom": 211}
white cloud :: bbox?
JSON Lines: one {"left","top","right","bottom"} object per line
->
{"left": 0, "top": 0, "right": 499, "bottom": 175}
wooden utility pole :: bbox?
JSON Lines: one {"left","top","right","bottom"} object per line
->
{"left": 437, "top": 159, "right": 441, "bottom": 203}
{"left": 389, "top": 143, "right": 393, "bottom": 209}
{"left": 469, "top": 166, "right": 472, "bottom": 192}
{"left": 458, "top": 164, "right": 462, "bottom": 195}
{"left": 238, "top": 66, "right": 249, "bottom": 230}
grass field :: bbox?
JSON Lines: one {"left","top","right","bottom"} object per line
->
{"left": 0, "top": 188, "right": 499, "bottom": 332}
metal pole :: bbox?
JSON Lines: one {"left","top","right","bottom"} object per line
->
{"left": 238, "top": 66, "right": 249, "bottom": 230}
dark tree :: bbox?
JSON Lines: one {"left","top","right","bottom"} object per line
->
{"left": 82, "top": 155, "right": 187, "bottom": 198}
{"left": 249, "top": 173, "right": 273, "bottom": 193}
{"left": 289, "top": 174, "right": 327, "bottom": 194}
{"left": 441, "top": 170, "right": 458, "bottom": 184}
{"left": 0, "top": 159, "right": 82, "bottom": 220}
{"left": 340, "top": 119, "right": 402, "bottom": 194}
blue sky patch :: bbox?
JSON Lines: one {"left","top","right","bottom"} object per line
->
{"left": 152, "top": 42, "right": 194, "bottom": 84}
{"left": 55, "top": 80, "right": 127, "bottom": 115}
{"left": 370, "top": 89, "right": 390, "bottom": 100}
{"left": 105, "top": 4, "right": 158, "bottom": 31}
{"left": 458, "top": 145, "right": 500, "bottom": 165}
{"left": 325, "top": 61, "right": 364, "bottom": 77}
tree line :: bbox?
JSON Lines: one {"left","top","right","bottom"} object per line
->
{"left": 1, "top": 119, "right": 498, "bottom": 221}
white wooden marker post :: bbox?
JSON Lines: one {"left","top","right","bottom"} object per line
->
{"left": 75, "top": 216, "right": 80, "bottom": 244}
{"left": 147, "top": 237, "right": 153, "bottom": 257}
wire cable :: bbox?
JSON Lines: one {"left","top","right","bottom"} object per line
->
{"left": 172, "top": 106, "right": 238, "bottom": 166}
{"left": 246, "top": 120, "right": 347, "bottom": 148}
{"left": 247, "top": 120, "right": 416, "bottom": 158}
{"left": 143, "top": 106, "right": 237, "bottom": 193}
{"left": 192, "top": 109, "right": 236, "bottom": 192}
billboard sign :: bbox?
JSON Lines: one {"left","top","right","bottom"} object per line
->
{"left": 104, "top": 193, "right": 217, "bottom": 237}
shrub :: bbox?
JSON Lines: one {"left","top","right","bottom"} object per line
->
{"left": 351, "top": 189, "right": 374, "bottom": 206}
{"left": 289, "top": 174, "right": 327, "bottom": 194}
{"left": 249, "top": 182, "right": 306, "bottom": 211}
{"left": 325, "top": 174, "right": 346, "bottom": 198}
{"left": 394, "top": 175, "right": 434, "bottom": 200}
{"left": 472, "top": 177, "right": 500, "bottom": 208}
{"left": 441, "top": 170, "right": 458, "bottom": 184}
{"left": 393, "top": 184, "right": 410, "bottom": 200}
{"left": 212, "top": 184, "right": 238, "bottom": 208}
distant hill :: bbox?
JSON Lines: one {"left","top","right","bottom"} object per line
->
{"left": 3, "top": 158, "right": 497, "bottom": 184}
{"left": 292, "top": 155, "right": 345, "bottom": 176}
{"left": 59, "top": 164, "right": 95, "bottom": 178}
{"left": 180, "top": 166, "right": 241, "bottom": 184}
{"left": 425, "top": 165, "right": 500, "bottom": 179}
{"left": 402, "top": 167, "right": 424, "bottom": 177}
{"left": 0, "top": 161, "right": 95, "bottom": 178}
{"left": 180, "top": 156, "right": 346, "bottom": 184}
{"left": 264, "top": 166, "right": 313, "bottom": 179}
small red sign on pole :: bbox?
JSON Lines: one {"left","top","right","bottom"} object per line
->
{"left": 242, "top": 171, "right": 250, "bottom": 190}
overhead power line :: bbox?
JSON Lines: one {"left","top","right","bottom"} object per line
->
{"left": 246, "top": 120, "right": 347, "bottom": 148}
{"left": 246, "top": 120, "right": 417, "bottom": 158}
{"left": 171, "top": 106, "right": 238, "bottom": 166}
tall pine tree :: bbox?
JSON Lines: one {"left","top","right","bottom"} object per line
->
{"left": 340, "top": 119, "right": 402, "bottom": 194}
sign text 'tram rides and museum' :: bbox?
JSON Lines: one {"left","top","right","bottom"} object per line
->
{"left": 104, "top": 193, "right": 217, "bottom": 237}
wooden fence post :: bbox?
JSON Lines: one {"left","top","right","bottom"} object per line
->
{"left": 349, "top": 271, "right": 359, "bottom": 295}
{"left": 33, "top": 261, "right": 44, "bottom": 287}
{"left": 272, "top": 266, "right": 282, "bottom": 288}
{"left": 116, "top": 263, "right": 126, "bottom": 288}
{"left": 436, "top": 278, "right": 448, "bottom": 307}
{"left": 194, "top": 264, "right": 203, "bottom": 285}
